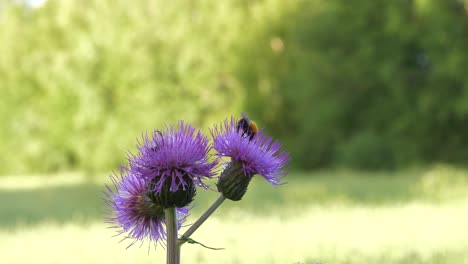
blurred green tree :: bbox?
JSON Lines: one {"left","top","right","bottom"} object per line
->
{"left": 0, "top": 0, "right": 246, "bottom": 174}
{"left": 1, "top": 0, "right": 468, "bottom": 174}
{"left": 239, "top": 0, "right": 468, "bottom": 170}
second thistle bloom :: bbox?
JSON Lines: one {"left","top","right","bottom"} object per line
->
{"left": 129, "top": 121, "right": 217, "bottom": 208}
{"left": 211, "top": 116, "right": 290, "bottom": 201}
{"left": 104, "top": 171, "right": 189, "bottom": 248}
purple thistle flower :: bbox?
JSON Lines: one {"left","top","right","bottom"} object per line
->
{"left": 128, "top": 121, "right": 217, "bottom": 207}
{"left": 104, "top": 170, "right": 189, "bottom": 248}
{"left": 211, "top": 116, "right": 290, "bottom": 200}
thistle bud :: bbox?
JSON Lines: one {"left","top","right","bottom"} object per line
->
{"left": 147, "top": 173, "right": 196, "bottom": 208}
{"left": 217, "top": 160, "right": 253, "bottom": 201}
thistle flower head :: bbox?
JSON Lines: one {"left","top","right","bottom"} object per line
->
{"left": 128, "top": 121, "right": 217, "bottom": 207}
{"left": 211, "top": 116, "right": 290, "bottom": 200}
{"left": 104, "top": 170, "right": 189, "bottom": 248}
{"left": 212, "top": 117, "right": 290, "bottom": 184}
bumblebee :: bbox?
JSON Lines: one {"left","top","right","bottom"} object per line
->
{"left": 237, "top": 112, "right": 258, "bottom": 140}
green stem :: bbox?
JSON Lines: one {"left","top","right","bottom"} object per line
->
{"left": 179, "top": 194, "right": 226, "bottom": 246}
{"left": 165, "top": 207, "right": 179, "bottom": 264}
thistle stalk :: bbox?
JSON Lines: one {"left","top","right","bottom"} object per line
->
{"left": 165, "top": 208, "right": 179, "bottom": 264}
{"left": 179, "top": 194, "right": 226, "bottom": 245}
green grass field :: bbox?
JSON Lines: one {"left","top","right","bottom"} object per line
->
{"left": 1, "top": 166, "right": 468, "bottom": 263}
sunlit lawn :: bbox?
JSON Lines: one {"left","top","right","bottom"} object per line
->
{"left": 1, "top": 166, "right": 468, "bottom": 263}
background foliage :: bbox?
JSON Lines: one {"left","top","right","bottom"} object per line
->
{"left": 1, "top": 0, "right": 468, "bottom": 174}
{"left": 2, "top": 2, "right": 468, "bottom": 263}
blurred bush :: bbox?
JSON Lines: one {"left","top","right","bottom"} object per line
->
{"left": 0, "top": 0, "right": 247, "bottom": 174}
{"left": 1, "top": 0, "right": 468, "bottom": 174}
{"left": 336, "top": 132, "right": 395, "bottom": 170}
{"left": 239, "top": 0, "right": 468, "bottom": 170}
